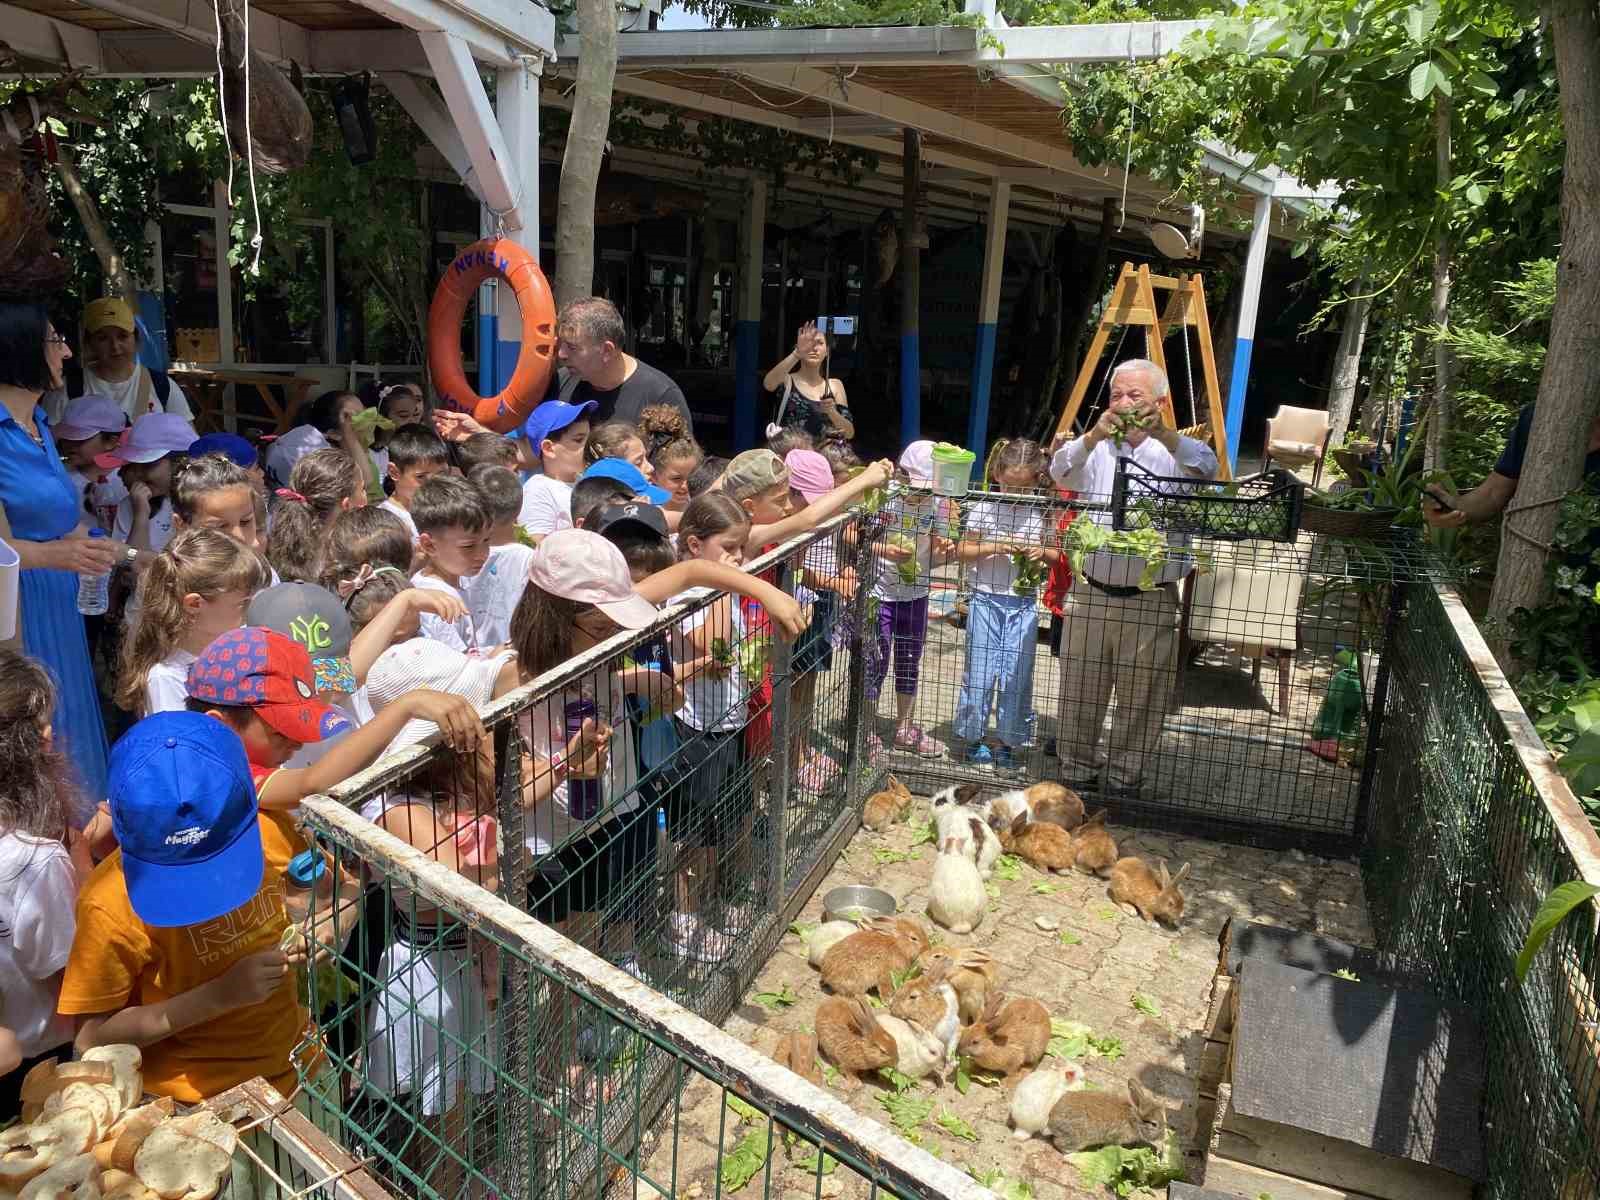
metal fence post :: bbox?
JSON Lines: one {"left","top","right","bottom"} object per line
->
{"left": 1353, "top": 578, "right": 1408, "bottom": 847}
{"left": 767, "top": 556, "right": 795, "bottom": 913}
{"left": 842, "top": 513, "right": 876, "bottom": 814}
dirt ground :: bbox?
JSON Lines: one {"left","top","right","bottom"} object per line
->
{"left": 633, "top": 790, "right": 1373, "bottom": 1199}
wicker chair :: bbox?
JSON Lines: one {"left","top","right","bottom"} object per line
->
{"left": 1263, "top": 405, "right": 1333, "bottom": 487}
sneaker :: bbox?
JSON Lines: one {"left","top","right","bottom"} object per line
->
{"left": 963, "top": 743, "right": 993, "bottom": 768}
{"left": 665, "top": 913, "right": 734, "bottom": 963}
{"left": 993, "top": 745, "right": 1018, "bottom": 772}
{"left": 896, "top": 722, "right": 946, "bottom": 758}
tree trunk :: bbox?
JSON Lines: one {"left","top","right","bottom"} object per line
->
{"left": 553, "top": 0, "right": 617, "bottom": 308}
{"left": 1326, "top": 283, "right": 1373, "bottom": 448}
{"left": 1485, "top": 0, "right": 1600, "bottom": 659}
{"left": 54, "top": 143, "right": 136, "bottom": 302}
{"left": 1424, "top": 91, "right": 1455, "bottom": 473}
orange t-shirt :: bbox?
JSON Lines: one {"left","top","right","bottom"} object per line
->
{"left": 57, "top": 812, "right": 312, "bottom": 1103}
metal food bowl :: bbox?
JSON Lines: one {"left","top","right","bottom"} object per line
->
{"left": 823, "top": 885, "right": 896, "bottom": 924}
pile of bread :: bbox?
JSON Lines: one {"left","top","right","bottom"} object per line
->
{"left": 1, "top": 1047, "right": 237, "bottom": 1200}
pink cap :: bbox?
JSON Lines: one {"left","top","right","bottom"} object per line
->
{"left": 95, "top": 412, "right": 198, "bottom": 469}
{"left": 55, "top": 394, "right": 126, "bottom": 442}
{"left": 899, "top": 440, "right": 935, "bottom": 482}
{"left": 785, "top": 449, "right": 834, "bottom": 503}
{"left": 527, "top": 529, "right": 660, "bottom": 629}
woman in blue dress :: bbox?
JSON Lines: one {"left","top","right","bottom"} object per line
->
{"left": 0, "top": 300, "right": 122, "bottom": 799}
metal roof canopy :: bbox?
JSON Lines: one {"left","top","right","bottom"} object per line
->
{"left": 0, "top": 0, "right": 555, "bottom": 230}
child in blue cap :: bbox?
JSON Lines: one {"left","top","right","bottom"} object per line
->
{"left": 518, "top": 399, "right": 597, "bottom": 537}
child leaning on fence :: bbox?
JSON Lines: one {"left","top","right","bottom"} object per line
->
{"left": 952, "top": 438, "right": 1058, "bottom": 772}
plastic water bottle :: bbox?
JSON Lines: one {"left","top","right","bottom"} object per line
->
{"left": 76, "top": 529, "right": 110, "bottom": 616}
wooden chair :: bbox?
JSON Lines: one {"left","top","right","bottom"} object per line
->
{"left": 1177, "top": 541, "right": 1305, "bottom": 714}
{"left": 1263, "top": 405, "right": 1333, "bottom": 488}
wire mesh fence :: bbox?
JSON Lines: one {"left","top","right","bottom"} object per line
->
{"left": 1366, "top": 582, "right": 1600, "bottom": 1200}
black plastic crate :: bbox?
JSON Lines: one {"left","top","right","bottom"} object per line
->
{"left": 1110, "top": 459, "right": 1304, "bottom": 542}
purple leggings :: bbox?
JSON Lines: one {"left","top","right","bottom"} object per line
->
{"left": 867, "top": 596, "right": 930, "bottom": 700}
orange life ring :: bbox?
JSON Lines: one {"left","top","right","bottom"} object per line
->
{"left": 427, "top": 237, "right": 557, "bottom": 433}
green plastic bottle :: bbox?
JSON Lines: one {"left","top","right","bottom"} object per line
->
{"left": 1312, "top": 648, "right": 1364, "bottom": 740}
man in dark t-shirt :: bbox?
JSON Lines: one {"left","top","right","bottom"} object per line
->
{"left": 1423, "top": 403, "right": 1600, "bottom": 530}
{"left": 556, "top": 297, "right": 694, "bottom": 434}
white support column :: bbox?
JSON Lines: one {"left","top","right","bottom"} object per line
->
{"left": 419, "top": 31, "right": 525, "bottom": 231}
{"left": 734, "top": 176, "right": 768, "bottom": 450}
{"left": 1224, "top": 193, "right": 1272, "bottom": 471}
{"left": 967, "top": 179, "right": 1009, "bottom": 461}
{"left": 494, "top": 56, "right": 542, "bottom": 351}
{"left": 381, "top": 72, "right": 483, "bottom": 202}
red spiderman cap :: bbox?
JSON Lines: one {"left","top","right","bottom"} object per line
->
{"left": 186, "top": 627, "right": 351, "bottom": 744}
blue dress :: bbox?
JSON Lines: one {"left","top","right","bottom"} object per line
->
{"left": 0, "top": 405, "right": 109, "bottom": 799}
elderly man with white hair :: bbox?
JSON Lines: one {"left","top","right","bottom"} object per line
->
{"left": 1047, "top": 358, "right": 1219, "bottom": 796}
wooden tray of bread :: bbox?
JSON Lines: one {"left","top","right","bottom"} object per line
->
{"left": 4, "top": 1046, "right": 239, "bottom": 1200}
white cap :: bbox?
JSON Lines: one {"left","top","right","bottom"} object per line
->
{"left": 528, "top": 529, "right": 660, "bottom": 629}
{"left": 367, "top": 639, "right": 509, "bottom": 756}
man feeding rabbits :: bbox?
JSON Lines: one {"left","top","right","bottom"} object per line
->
{"left": 1047, "top": 359, "right": 1218, "bottom": 798}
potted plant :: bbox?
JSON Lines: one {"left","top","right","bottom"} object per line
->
{"left": 1303, "top": 411, "right": 1438, "bottom": 538}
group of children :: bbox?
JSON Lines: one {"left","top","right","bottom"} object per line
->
{"left": 6, "top": 378, "right": 1068, "bottom": 1189}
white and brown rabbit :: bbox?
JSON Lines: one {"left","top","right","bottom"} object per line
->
{"left": 1026, "top": 781, "right": 1086, "bottom": 831}
{"left": 1046, "top": 1078, "right": 1169, "bottom": 1153}
{"left": 876, "top": 1012, "right": 950, "bottom": 1082}
{"left": 928, "top": 836, "right": 987, "bottom": 934}
{"left": 919, "top": 946, "right": 1001, "bottom": 1024}
{"left": 1009, "top": 1065, "right": 1085, "bottom": 1140}
{"left": 819, "top": 915, "right": 930, "bottom": 998}
{"left": 863, "top": 775, "right": 914, "bottom": 831}
{"left": 957, "top": 993, "right": 1052, "bottom": 1081}
{"left": 888, "top": 960, "right": 961, "bottom": 1063}
{"left": 987, "top": 787, "right": 1032, "bottom": 829}
{"left": 815, "top": 997, "right": 897, "bottom": 1086}
{"left": 1109, "top": 857, "right": 1192, "bottom": 926}
{"left": 935, "top": 806, "right": 1002, "bottom": 879}
{"left": 1070, "top": 810, "right": 1119, "bottom": 876}
{"left": 998, "top": 812, "right": 1076, "bottom": 874}
{"left": 806, "top": 920, "right": 861, "bottom": 969}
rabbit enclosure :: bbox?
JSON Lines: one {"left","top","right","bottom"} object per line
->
{"left": 290, "top": 493, "right": 1600, "bottom": 1200}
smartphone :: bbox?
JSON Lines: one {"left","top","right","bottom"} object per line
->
{"left": 1424, "top": 486, "right": 1457, "bottom": 513}
{"left": 816, "top": 315, "right": 855, "bottom": 335}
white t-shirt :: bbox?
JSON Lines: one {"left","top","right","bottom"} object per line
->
{"left": 517, "top": 673, "right": 641, "bottom": 856}
{"left": 144, "top": 648, "right": 196, "bottom": 715}
{"left": 461, "top": 544, "right": 534, "bottom": 650}
{"left": 963, "top": 499, "right": 1047, "bottom": 595}
{"left": 518, "top": 474, "right": 573, "bottom": 536}
{"left": 669, "top": 588, "right": 749, "bottom": 734}
{"left": 0, "top": 832, "right": 78, "bottom": 1056}
{"left": 85, "top": 365, "right": 194, "bottom": 423}
{"left": 410, "top": 572, "right": 477, "bottom": 653}
{"left": 379, "top": 499, "right": 418, "bottom": 542}
{"left": 113, "top": 496, "right": 175, "bottom": 555}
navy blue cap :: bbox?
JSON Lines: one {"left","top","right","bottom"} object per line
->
{"left": 523, "top": 399, "right": 598, "bottom": 449}
{"left": 189, "top": 432, "right": 259, "bottom": 469}
{"left": 579, "top": 458, "right": 671, "bottom": 506}
{"left": 108, "top": 711, "right": 263, "bottom": 928}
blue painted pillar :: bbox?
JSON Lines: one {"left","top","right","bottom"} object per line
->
{"left": 967, "top": 181, "right": 1011, "bottom": 461}
{"left": 734, "top": 177, "right": 768, "bottom": 451}
{"left": 1224, "top": 194, "right": 1273, "bottom": 472}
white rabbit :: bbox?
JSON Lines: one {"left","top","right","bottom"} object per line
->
{"left": 1010, "top": 1064, "right": 1086, "bottom": 1140}
{"left": 876, "top": 1012, "right": 949, "bottom": 1081}
{"left": 806, "top": 920, "right": 861, "bottom": 969}
{"left": 928, "top": 837, "right": 987, "bottom": 934}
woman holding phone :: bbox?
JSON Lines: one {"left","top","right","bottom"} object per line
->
{"left": 762, "top": 321, "right": 854, "bottom": 444}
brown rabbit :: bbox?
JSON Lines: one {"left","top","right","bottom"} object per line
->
{"left": 770, "top": 1030, "right": 824, "bottom": 1087}
{"left": 1109, "top": 857, "right": 1192, "bottom": 926}
{"left": 887, "top": 960, "right": 961, "bottom": 1062}
{"left": 998, "top": 812, "right": 1076, "bottom": 873}
{"left": 862, "top": 775, "right": 914, "bottom": 831}
{"left": 815, "top": 997, "right": 897, "bottom": 1085}
{"left": 819, "top": 915, "right": 930, "bottom": 998}
{"left": 1070, "top": 810, "right": 1119, "bottom": 876}
{"left": 919, "top": 947, "right": 1001, "bottom": 1025}
{"left": 1026, "top": 782, "right": 1085, "bottom": 831}
{"left": 1046, "top": 1077, "right": 1168, "bottom": 1153}
{"left": 957, "top": 994, "right": 1052, "bottom": 1081}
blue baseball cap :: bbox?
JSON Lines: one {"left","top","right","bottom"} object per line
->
{"left": 107, "top": 711, "right": 264, "bottom": 928}
{"left": 580, "top": 457, "right": 671, "bottom": 506}
{"left": 190, "top": 432, "right": 259, "bottom": 468}
{"left": 523, "top": 399, "right": 597, "bottom": 450}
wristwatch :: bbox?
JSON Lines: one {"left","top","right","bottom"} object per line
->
{"left": 124, "top": 546, "right": 138, "bottom": 565}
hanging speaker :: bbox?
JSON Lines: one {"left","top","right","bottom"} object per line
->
{"left": 332, "top": 74, "right": 377, "bottom": 166}
{"left": 1147, "top": 222, "right": 1192, "bottom": 259}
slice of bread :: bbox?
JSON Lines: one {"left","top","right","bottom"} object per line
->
{"left": 31, "top": 1112, "right": 100, "bottom": 1160}
{"left": 165, "top": 1117, "right": 235, "bottom": 1162}
{"left": 132, "top": 1128, "right": 229, "bottom": 1200}
{"left": 98, "top": 1170, "right": 156, "bottom": 1200}
{"left": 108, "top": 1108, "right": 169, "bottom": 1176}
{"left": 17, "top": 1062, "right": 61, "bottom": 1108}
{"left": 78, "top": 1049, "right": 141, "bottom": 1112}
{"left": 41, "top": 1087, "right": 111, "bottom": 1139}
{"left": 17, "top": 1152, "right": 99, "bottom": 1200}
{"left": 0, "top": 1126, "right": 59, "bottom": 1190}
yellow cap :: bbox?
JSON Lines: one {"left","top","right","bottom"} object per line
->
{"left": 83, "top": 297, "right": 136, "bottom": 334}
